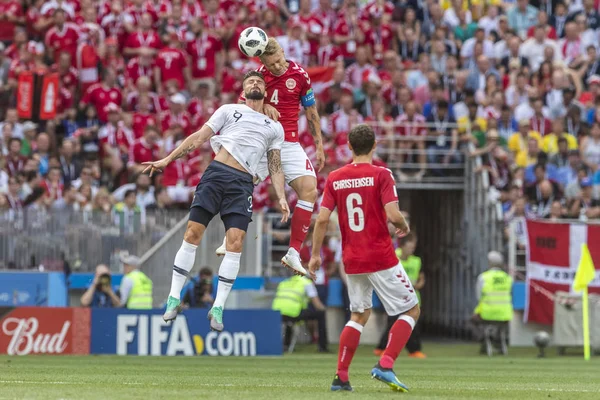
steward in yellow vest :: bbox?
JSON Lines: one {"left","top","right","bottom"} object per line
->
{"left": 272, "top": 274, "right": 329, "bottom": 352}
{"left": 119, "top": 254, "right": 153, "bottom": 309}
{"left": 474, "top": 251, "right": 513, "bottom": 322}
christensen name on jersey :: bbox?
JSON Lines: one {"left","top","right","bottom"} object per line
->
{"left": 332, "top": 177, "right": 375, "bottom": 190}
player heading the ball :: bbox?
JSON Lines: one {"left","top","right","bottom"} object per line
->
{"left": 143, "top": 71, "right": 289, "bottom": 332}
{"left": 216, "top": 37, "right": 325, "bottom": 278}
{"left": 308, "top": 124, "right": 420, "bottom": 393}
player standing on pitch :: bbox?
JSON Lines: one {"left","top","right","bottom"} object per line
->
{"left": 216, "top": 37, "right": 325, "bottom": 277}
{"left": 308, "top": 124, "right": 420, "bottom": 393}
{"left": 143, "top": 71, "right": 289, "bottom": 331}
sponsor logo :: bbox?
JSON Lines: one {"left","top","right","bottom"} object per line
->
{"left": 286, "top": 78, "right": 296, "bottom": 89}
{"left": 116, "top": 315, "right": 257, "bottom": 356}
{"left": 2, "top": 317, "right": 70, "bottom": 356}
{"left": 302, "top": 225, "right": 310, "bottom": 233}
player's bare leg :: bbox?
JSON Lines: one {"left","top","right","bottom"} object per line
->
{"left": 371, "top": 304, "right": 421, "bottom": 392}
{"left": 282, "top": 175, "right": 317, "bottom": 276}
{"left": 163, "top": 220, "right": 204, "bottom": 322}
{"left": 209, "top": 227, "right": 246, "bottom": 332}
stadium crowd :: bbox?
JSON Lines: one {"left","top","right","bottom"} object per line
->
{"left": 0, "top": 0, "right": 599, "bottom": 227}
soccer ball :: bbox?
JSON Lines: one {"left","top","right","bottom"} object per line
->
{"left": 534, "top": 331, "right": 550, "bottom": 348}
{"left": 238, "top": 27, "right": 268, "bottom": 57}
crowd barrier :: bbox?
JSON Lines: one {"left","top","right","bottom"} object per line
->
{"left": 0, "top": 307, "right": 282, "bottom": 356}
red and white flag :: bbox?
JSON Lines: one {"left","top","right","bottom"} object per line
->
{"left": 525, "top": 220, "right": 600, "bottom": 325}
{"left": 306, "top": 66, "right": 335, "bottom": 95}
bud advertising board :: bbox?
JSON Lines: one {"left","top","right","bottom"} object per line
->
{"left": 0, "top": 307, "right": 90, "bottom": 355}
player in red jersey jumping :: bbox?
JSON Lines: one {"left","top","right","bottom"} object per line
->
{"left": 308, "top": 124, "right": 420, "bottom": 393}
{"left": 216, "top": 37, "right": 325, "bottom": 276}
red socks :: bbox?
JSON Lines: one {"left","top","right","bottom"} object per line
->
{"left": 289, "top": 200, "right": 314, "bottom": 252}
{"left": 336, "top": 321, "right": 363, "bottom": 382}
{"left": 380, "top": 315, "right": 415, "bottom": 369}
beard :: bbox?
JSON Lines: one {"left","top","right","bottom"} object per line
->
{"left": 245, "top": 89, "right": 265, "bottom": 100}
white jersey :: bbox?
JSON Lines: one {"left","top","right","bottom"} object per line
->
{"left": 206, "top": 104, "right": 285, "bottom": 177}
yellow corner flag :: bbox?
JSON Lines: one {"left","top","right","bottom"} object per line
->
{"left": 573, "top": 244, "right": 596, "bottom": 361}
{"left": 573, "top": 244, "right": 595, "bottom": 292}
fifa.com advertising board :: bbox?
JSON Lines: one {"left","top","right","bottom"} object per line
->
{"left": 0, "top": 308, "right": 282, "bottom": 356}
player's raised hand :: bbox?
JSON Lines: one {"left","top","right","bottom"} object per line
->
{"left": 142, "top": 158, "right": 170, "bottom": 177}
{"left": 263, "top": 104, "right": 280, "bottom": 121}
{"left": 278, "top": 198, "right": 290, "bottom": 223}
{"left": 307, "top": 256, "right": 321, "bottom": 281}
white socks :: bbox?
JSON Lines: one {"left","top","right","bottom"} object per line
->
{"left": 169, "top": 240, "right": 197, "bottom": 299}
{"left": 213, "top": 251, "right": 241, "bottom": 309}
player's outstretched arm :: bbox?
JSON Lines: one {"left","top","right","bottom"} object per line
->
{"left": 142, "top": 125, "right": 215, "bottom": 177}
{"left": 384, "top": 201, "right": 410, "bottom": 238}
{"left": 305, "top": 104, "right": 325, "bottom": 172}
{"left": 267, "top": 149, "right": 290, "bottom": 223}
{"left": 308, "top": 207, "right": 332, "bottom": 281}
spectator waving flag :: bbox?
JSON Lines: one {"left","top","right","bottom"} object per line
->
{"left": 525, "top": 220, "right": 600, "bottom": 325}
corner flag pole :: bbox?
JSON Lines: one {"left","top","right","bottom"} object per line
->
{"left": 582, "top": 286, "right": 591, "bottom": 361}
{"left": 573, "top": 243, "right": 595, "bottom": 361}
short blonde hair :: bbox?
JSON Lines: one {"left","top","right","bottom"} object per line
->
{"left": 260, "top": 37, "right": 282, "bottom": 58}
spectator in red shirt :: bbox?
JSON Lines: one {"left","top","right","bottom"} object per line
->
{"left": 126, "top": 76, "right": 162, "bottom": 112}
{"left": 0, "top": 0, "right": 25, "bottom": 43}
{"left": 51, "top": 52, "right": 78, "bottom": 95}
{"left": 187, "top": 82, "right": 219, "bottom": 130}
{"left": 123, "top": 0, "right": 157, "bottom": 34}
{"left": 154, "top": 32, "right": 190, "bottom": 95}
{"left": 6, "top": 138, "right": 28, "bottom": 177}
{"left": 123, "top": 12, "right": 162, "bottom": 57}
{"left": 186, "top": 18, "right": 224, "bottom": 98}
{"left": 161, "top": 93, "right": 192, "bottom": 144}
{"left": 124, "top": 49, "right": 155, "bottom": 91}
{"left": 128, "top": 125, "right": 160, "bottom": 174}
{"left": 364, "top": 12, "right": 396, "bottom": 65}
{"left": 333, "top": 2, "right": 365, "bottom": 64}
{"left": 80, "top": 69, "right": 123, "bottom": 123}
{"left": 41, "top": 167, "right": 65, "bottom": 201}
{"left": 132, "top": 94, "right": 158, "bottom": 139}
{"left": 201, "top": 0, "right": 227, "bottom": 39}
{"left": 45, "top": 9, "right": 80, "bottom": 63}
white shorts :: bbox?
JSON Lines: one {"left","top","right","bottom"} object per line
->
{"left": 256, "top": 142, "right": 316, "bottom": 184}
{"left": 347, "top": 263, "right": 419, "bottom": 316}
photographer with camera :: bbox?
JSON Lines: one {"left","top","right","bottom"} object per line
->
{"left": 183, "top": 267, "right": 214, "bottom": 308}
{"left": 80, "top": 264, "right": 121, "bottom": 307}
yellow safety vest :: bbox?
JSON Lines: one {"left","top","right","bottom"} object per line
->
{"left": 126, "top": 270, "right": 153, "bottom": 309}
{"left": 477, "top": 269, "right": 513, "bottom": 322}
{"left": 272, "top": 276, "right": 310, "bottom": 318}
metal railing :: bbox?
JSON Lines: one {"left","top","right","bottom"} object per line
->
{"left": 0, "top": 208, "right": 188, "bottom": 272}
{"left": 363, "top": 121, "right": 469, "bottom": 190}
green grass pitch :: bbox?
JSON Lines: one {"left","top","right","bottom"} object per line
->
{"left": 1, "top": 343, "right": 599, "bottom": 400}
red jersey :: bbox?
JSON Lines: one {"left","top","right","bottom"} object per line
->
{"left": 155, "top": 47, "right": 188, "bottom": 90}
{"left": 364, "top": 24, "right": 395, "bottom": 64}
{"left": 51, "top": 64, "right": 79, "bottom": 93}
{"left": 125, "top": 57, "right": 155, "bottom": 87}
{"left": 45, "top": 23, "right": 81, "bottom": 63}
{"left": 186, "top": 33, "right": 223, "bottom": 79}
{"left": 321, "top": 163, "right": 399, "bottom": 274}
{"left": 124, "top": 31, "right": 162, "bottom": 52}
{"left": 132, "top": 112, "right": 157, "bottom": 138}
{"left": 160, "top": 110, "right": 192, "bottom": 136}
{"left": 0, "top": 1, "right": 23, "bottom": 41}
{"left": 243, "top": 61, "right": 314, "bottom": 142}
{"left": 128, "top": 138, "right": 160, "bottom": 166}
{"left": 80, "top": 83, "right": 122, "bottom": 122}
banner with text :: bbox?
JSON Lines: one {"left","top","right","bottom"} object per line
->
{"left": 0, "top": 307, "right": 90, "bottom": 355}
{"left": 525, "top": 220, "right": 600, "bottom": 324}
{"left": 91, "top": 309, "right": 282, "bottom": 356}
